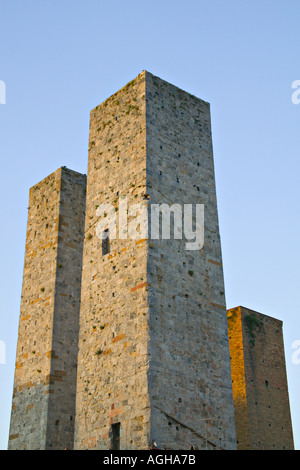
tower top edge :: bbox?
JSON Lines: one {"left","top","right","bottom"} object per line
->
{"left": 227, "top": 305, "right": 283, "bottom": 325}
{"left": 29, "top": 166, "right": 86, "bottom": 191}
{"left": 90, "top": 70, "right": 210, "bottom": 113}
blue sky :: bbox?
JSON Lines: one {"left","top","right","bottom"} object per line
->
{"left": 0, "top": 0, "right": 299, "bottom": 450}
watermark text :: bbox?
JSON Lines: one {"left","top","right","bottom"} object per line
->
{"left": 292, "top": 340, "right": 300, "bottom": 365}
{"left": 95, "top": 197, "right": 204, "bottom": 251}
{"left": 291, "top": 80, "right": 300, "bottom": 105}
{"left": 0, "top": 80, "right": 6, "bottom": 104}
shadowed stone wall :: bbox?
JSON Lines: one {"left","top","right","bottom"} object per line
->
{"left": 145, "top": 72, "right": 236, "bottom": 450}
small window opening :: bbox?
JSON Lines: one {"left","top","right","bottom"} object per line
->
{"left": 111, "top": 422, "right": 121, "bottom": 450}
{"left": 102, "top": 229, "right": 110, "bottom": 256}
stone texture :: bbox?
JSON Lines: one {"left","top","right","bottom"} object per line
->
{"left": 8, "top": 167, "right": 86, "bottom": 450}
{"left": 74, "top": 72, "right": 150, "bottom": 450}
{"left": 145, "top": 72, "right": 236, "bottom": 449}
{"left": 227, "top": 306, "right": 294, "bottom": 450}
{"left": 74, "top": 71, "right": 236, "bottom": 450}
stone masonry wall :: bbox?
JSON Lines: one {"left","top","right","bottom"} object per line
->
{"left": 45, "top": 168, "right": 86, "bottom": 449}
{"left": 8, "top": 167, "right": 86, "bottom": 450}
{"left": 226, "top": 307, "right": 251, "bottom": 449}
{"left": 145, "top": 72, "right": 236, "bottom": 449}
{"left": 74, "top": 72, "right": 151, "bottom": 450}
{"left": 227, "top": 306, "right": 294, "bottom": 450}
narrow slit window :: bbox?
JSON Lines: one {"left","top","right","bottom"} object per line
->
{"left": 111, "top": 422, "right": 121, "bottom": 450}
{"left": 102, "top": 229, "right": 110, "bottom": 256}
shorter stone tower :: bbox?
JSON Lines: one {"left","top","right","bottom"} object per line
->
{"left": 8, "top": 167, "right": 86, "bottom": 450}
{"left": 227, "top": 306, "right": 294, "bottom": 450}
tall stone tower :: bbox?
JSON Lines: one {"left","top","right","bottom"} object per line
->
{"left": 74, "top": 71, "right": 237, "bottom": 449}
{"left": 8, "top": 167, "right": 86, "bottom": 449}
{"left": 227, "top": 306, "right": 294, "bottom": 450}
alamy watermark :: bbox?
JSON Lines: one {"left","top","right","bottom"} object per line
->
{"left": 95, "top": 197, "right": 204, "bottom": 251}
{"left": 0, "top": 340, "right": 6, "bottom": 365}
{"left": 292, "top": 340, "right": 300, "bottom": 365}
{"left": 0, "top": 80, "right": 6, "bottom": 104}
{"left": 291, "top": 80, "right": 300, "bottom": 104}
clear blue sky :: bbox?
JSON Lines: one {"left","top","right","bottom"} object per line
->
{"left": 0, "top": 0, "right": 299, "bottom": 450}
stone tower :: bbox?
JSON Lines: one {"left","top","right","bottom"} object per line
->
{"left": 8, "top": 167, "right": 86, "bottom": 449}
{"left": 227, "top": 306, "right": 294, "bottom": 450}
{"left": 74, "top": 71, "right": 237, "bottom": 449}
{"left": 9, "top": 72, "right": 295, "bottom": 451}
